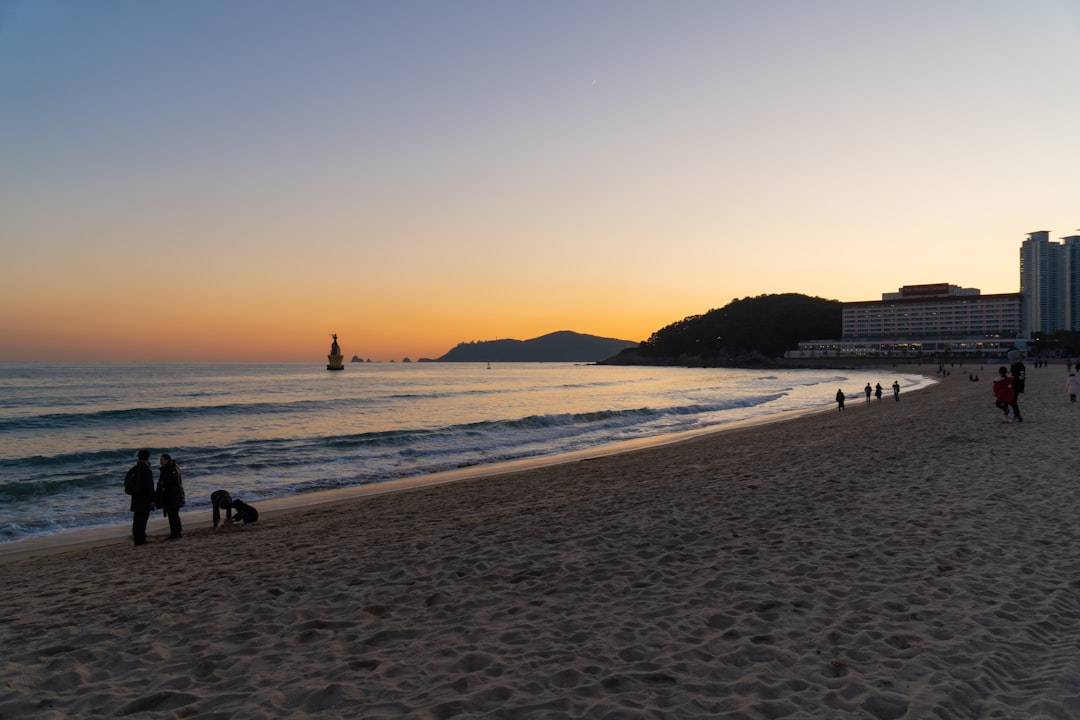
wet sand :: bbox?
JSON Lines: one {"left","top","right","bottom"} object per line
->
{"left": 3, "top": 363, "right": 1079, "bottom": 718}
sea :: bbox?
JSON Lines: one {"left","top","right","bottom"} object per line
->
{"left": 0, "top": 362, "right": 933, "bottom": 544}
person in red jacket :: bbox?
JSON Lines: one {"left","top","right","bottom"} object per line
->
{"left": 992, "top": 366, "right": 1014, "bottom": 423}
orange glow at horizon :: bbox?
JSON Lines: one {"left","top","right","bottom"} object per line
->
{"left": 2, "top": 3, "right": 1077, "bottom": 362}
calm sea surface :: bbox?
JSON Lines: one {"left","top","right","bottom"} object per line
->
{"left": 0, "top": 362, "right": 931, "bottom": 543}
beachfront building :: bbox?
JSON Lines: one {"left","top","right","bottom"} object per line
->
{"left": 1020, "top": 230, "right": 1080, "bottom": 335}
{"left": 789, "top": 283, "right": 1023, "bottom": 358}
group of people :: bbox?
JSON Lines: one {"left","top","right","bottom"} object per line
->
{"left": 125, "top": 450, "right": 258, "bottom": 546}
{"left": 992, "top": 352, "right": 1080, "bottom": 418}
{"left": 835, "top": 380, "right": 900, "bottom": 410}
{"left": 863, "top": 381, "right": 901, "bottom": 403}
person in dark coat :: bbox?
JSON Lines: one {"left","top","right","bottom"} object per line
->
{"left": 211, "top": 489, "right": 259, "bottom": 529}
{"left": 211, "top": 489, "right": 233, "bottom": 529}
{"left": 231, "top": 498, "right": 259, "bottom": 527}
{"left": 156, "top": 453, "right": 185, "bottom": 540}
{"left": 128, "top": 449, "right": 156, "bottom": 546}
{"left": 1007, "top": 349, "right": 1026, "bottom": 423}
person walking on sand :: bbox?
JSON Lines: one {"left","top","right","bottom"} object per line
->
{"left": 125, "top": 449, "right": 156, "bottom": 546}
{"left": 156, "top": 453, "right": 185, "bottom": 540}
{"left": 874, "top": 383, "right": 883, "bottom": 401}
{"left": 1007, "top": 349, "right": 1025, "bottom": 423}
{"left": 211, "top": 489, "right": 259, "bottom": 529}
{"left": 1067, "top": 373, "right": 1080, "bottom": 403}
{"left": 892, "top": 380, "right": 901, "bottom": 402}
{"left": 864, "top": 383, "right": 872, "bottom": 403}
{"left": 993, "top": 367, "right": 1014, "bottom": 423}
{"left": 836, "top": 388, "right": 845, "bottom": 411}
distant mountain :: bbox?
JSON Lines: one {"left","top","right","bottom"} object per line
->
{"left": 432, "top": 331, "right": 638, "bottom": 363}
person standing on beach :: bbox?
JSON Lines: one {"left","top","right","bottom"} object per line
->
{"left": 1007, "top": 349, "right": 1025, "bottom": 423}
{"left": 864, "top": 383, "right": 872, "bottom": 403}
{"left": 126, "top": 449, "right": 156, "bottom": 546}
{"left": 874, "top": 383, "right": 883, "bottom": 401}
{"left": 156, "top": 453, "right": 185, "bottom": 540}
{"left": 836, "top": 388, "right": 845, "bottom": 411}
{"left": 1067, "top": 373, "right": 1079, "bottom": 403}
{"left": 892, "top": 380, "right": 901, "bottom": 402}
{"left": 993, "top": 367, "right": 1014, "bottom": 423}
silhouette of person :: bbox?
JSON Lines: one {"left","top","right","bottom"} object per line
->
{"left": 1007, "top": 349, "right": 1025, "bottom": 423}
{"left": 126, "top": 449, "right": 156, "bottom": 546}
{"left": 993, "top": 366, "right": 1015, "bottom": 423}
{"left": 211, "top": 489, "right": 259, "bottom": 529}
{"left": 156, "top": 453, "right": 185, "bottom": 540}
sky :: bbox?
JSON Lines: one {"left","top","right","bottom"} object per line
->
{"left": 2, "top": 1, "right": 1079, "bottom": 362}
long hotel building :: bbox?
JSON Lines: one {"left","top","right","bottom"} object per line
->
{"left": 793, "top": 283, "right": 1024, "bottom": 358}
{"left": 790, "top": 229, "right": 1080, "bottom": 358}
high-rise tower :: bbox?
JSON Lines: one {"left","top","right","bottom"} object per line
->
{"left": 1065, "top": 235, "right": 1080, "bottom": 332}
{"left": 1020, "top": 230, "right": 1080, "bottom": 336}
{"left": 1020, "top": 231, "right": 1056, "bottom": 336}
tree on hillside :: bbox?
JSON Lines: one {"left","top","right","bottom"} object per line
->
{"left": 633, "top": 293, "right": 841, "bottom": 363}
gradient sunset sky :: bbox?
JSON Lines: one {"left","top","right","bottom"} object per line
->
{"left": 2, "top": 1, "right": 1078, "bottom": 362}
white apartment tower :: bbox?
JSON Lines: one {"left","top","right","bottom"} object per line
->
{"left": 1020, "top": 230, "right": 1080, "bottom": 336}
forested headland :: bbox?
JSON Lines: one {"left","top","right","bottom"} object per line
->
{"left": 601, "top": 293, "right": 842, "bottom": 367}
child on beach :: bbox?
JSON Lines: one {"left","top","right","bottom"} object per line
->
{"left": 1067, "top": 374, "right": 1079, "bottom": 403}
{"left": 993, "top": 367, "right": 1014, "bottom": 422}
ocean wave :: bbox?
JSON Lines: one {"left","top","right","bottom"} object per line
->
{"left": 0, "top": 469, "right": 117, "bottom": 502}
{"left": 0, "top": 397, "right": 377, "bottom": 433}
{"left": 0, "top": 364, "right": 925, "bottom": 543}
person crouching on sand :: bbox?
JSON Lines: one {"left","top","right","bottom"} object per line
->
{"left": 211, "top": 489, "right": 259, "bottom": 529}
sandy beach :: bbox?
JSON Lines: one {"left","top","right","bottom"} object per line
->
{"left": 3, "top": 362, "right": 1079, "bottom": 718}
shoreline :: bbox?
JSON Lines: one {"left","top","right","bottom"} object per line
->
{"left": 0, "top": 368, "right": 935, "bottom": 564}
{"left": 0, "top": 403, "right": 852, "bottom": 565}
{"left": 11, "top": 363, "right": 1077, "bottom": 717}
